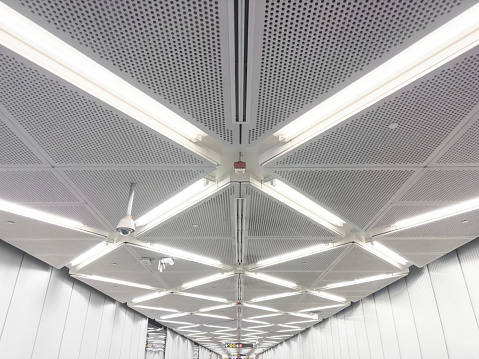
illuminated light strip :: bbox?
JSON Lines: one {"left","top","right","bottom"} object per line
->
{"left": 253, "top": 242, "right": 335, "bottom": 269}
{"left": 135, "top": 179, "right": 224, "bottom": 235}
{"left": 250, "top": 292, "right": 300, "bottom": 303}
{"left": 371, "top": 242, "right": 409, "bottom": 265}
{"left": 287, "top": 312, "right": 319, "bottom": 320}
{"left": 250, "top": 178, "right": 344, "bottom": 236}
{"left": 71, "top": 274, "right": 157, "bottom": 290}
{"left": 298, "top": 303, "right": 348, "bottom": 313}
{"left": 309, "top": 291, "right": 347, "bottom": 303}
{"left": 245, "top": 272, "right": 299, "bottom": 289}
{"left": 195, "top": 313, "right": 232, "bottom": 320}
{"left": 131, "top": 291, "right": 171, "bottom": 304}
{"left": 356, "top": 242, "right": 407, "bottom": 270}
{"left": 248, "top": 313, "right": 283, "bottom": 320}
{"left": 159, "top": 320, "right": 193, "bottom": 325}
{"left": 131, "top": 305, "right": 178, "bottom": 313}
{"left": 260, "top": 4, "right": 479, "bottom": 164}
{"left": 70, "top": 242, "right": 109, "bottom": 267}
{"left": 177, "top": 292, "right": 231, "bottom": 303}
{"left": 128, "top": 241, "right": 224, "bottom": 269}
{"left": 242, "top": 319, "right": 271, "bottom": 325}
{"left": 320, "top": 272, "right": 407, "bottom": 290}
{"left": 277, "top": 329, "right": 302, "bottom": 333}
{"left": 242, "top": 303, "right": 281, "bottom": 313}
{"left": 0, "top": 199, "right": 108, "bottom": 237}
{"left": 182, "top": 272, "right": 235, "bottom": 290}
{"left": 285, "top": 319, "right": 320, "bottom": 325}
{"left": 278, "top": 324, "right": 301, "bottom": 329}
{"left": 371, "top": 197, "right": 479, "bottom": 236}
{"left": 198, "top": 303, "right": 236, "bottom": 313}
{"left": 160, "top": 312, "right": 189, "bottom": 320}
{"left": 0, "top": 4, "right": 222, "bottom": 164}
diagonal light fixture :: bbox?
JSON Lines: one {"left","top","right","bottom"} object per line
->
{"left": 177, "top": 292, "right": 231, "bottom": 304}
{"left": 318, "top": 272, "right": 407, "bottom": 290}
{"left": 298, "top": 303, "right": 348, "bottom": 313}
{"left": 131, "top": 291, "right": 171, "bottom": 304}
{"left": 135, "top": 179, "right": 224, "bottom": 235}
{"left": 0, "top": 199, "right": 109, "bottom": 237}
{"left": 309, "top": 291, "right": 347, "bottom": 303}
{"left": 245, "top": 272, "right": 299, "bottom": 289}
{"left": 250, "top": 178, "right": 345, "bottom": 235}
{"left": 182, "top": 272, "right": 235, "bottom": 290}
{"left": 260, "top": 3, "right": 479, "bottom": 165}
{"left": 249, "top": 292, "right": 300, "bottom": 303}
{"left": 71, "top": 274, "right": 158, "bottom": 290}
{"left": 0, "top": 3, "right": 222, "bottom": 164}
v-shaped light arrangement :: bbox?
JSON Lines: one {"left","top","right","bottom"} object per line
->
{"left": 2, "top": 1, "right": 479, "bottom": 357}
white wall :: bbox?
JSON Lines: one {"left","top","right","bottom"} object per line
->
{"left": 0, "top": 240, "right": 148, "bottom": 359}
{"left": 258, "top": 238, "right": 479, "bottom": 359}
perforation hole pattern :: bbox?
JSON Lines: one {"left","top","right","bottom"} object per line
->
{"left": 275, "top": 54, "right": 479, "bottom": 165}
{"left": 0, "top": 121, "right": 42, "bottom": 165}
{"left": 438, "top": 118, "right": 479, "bottom": 164}
{"left": 249, "top": 0, "right": 465, "bottom": 143}
{"left": 0, "top": 53, "right": 206, "bottom": 165}
{"left": 19, "top": 0, "right": 232, "bottom": 143}
{"left": 275, "top": 169, "right": 414, "bottom": 228}
{"left": 400, "top": 170, "right": 479, "bottom": 202}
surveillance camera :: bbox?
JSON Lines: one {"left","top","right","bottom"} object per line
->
{"left": 116, "top": 215, "right": 135, "bottom": 236}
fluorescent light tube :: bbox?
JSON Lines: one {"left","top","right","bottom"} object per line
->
{"left": 393, "top": 198, "right": 479, "bottom": 231}
{"left": 182, "top": 272, "right": 234, "bottom": 290}
{"left": 299, "top": 304, "right": 346, "bottom": 313}
{"left": 159, "top": 320, "right": 193, "bottom": 325}
{"left": 134, "top": 242, "right": 222, "bottom": 268}
{"left": 245, "top": 272, "right": 298, "bottom": 289}
{"left": 285, "top": 319, "right": 319, "bottom": 325}
{"left": 72, "top": 274, "right": 156, "bottom": 290}
{"left": 321, "top": 273, "right": 405, "bottom": 290}
{"left": 160, "top": 312, "right": 189, "bottom": 320}
{"left": 131, "top": 305, "right": 178, "bottom": 313}
{"left": 0, "top": 199, "right": 109, "bottom": 237}
{"left": 131, "top": 291, "right": 170, "bottom": 304}
{"left": 255, "top": 243, "right": 333, "bottom": 269}
{"left": 198, "top": 304, "right": 236, "bottom": 313}
{"left": 0, "top": 3, "right": 221, "bottom": 163}
{"left": 371, "top": 242, "right": 408, "bottom": 265}
{"left": 135, "top": 179, "right": 219, "bottom": 232}
{"left": 178, "top": 292, "right": 230, "bottom": 303}
{"left": 263, "top": 4, "right": 479, "bottom": 161}
{"left": 250, "top": 292, "right": 300, "bottom": 303}
{"left": 309, "top": 291, "right": 347, "bottom": 303}
{"left": 70, "top": 242, "right": 108, "bottom": 266}
{"left": 242, "top": 303, "right": 281, "bottom": 313}
{"left": 277, "top": 329, "right": 302, "bottom": 333}
{"left": 287, "top": 312, "right": 319, "bottom": 320}
{"left": 248, "top": 313, "right": 283, "bottom": 320}
{"left": 242, "top": 319, "right": 271, "bottom": 325}
{"left": 278, "top": 324, "right": 301, "bottom": 329}
{"left": 196, "top": 313, "right": 232, "bottom": 320}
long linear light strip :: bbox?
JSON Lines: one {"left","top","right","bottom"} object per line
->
{"left": 70, "top": 242, "right": 109, "bottom": 267}
{"left": 298, "top": 303, "right": 347, "bottom": 313}
{"left": 372, "top": 197, "right": 479, "bottom": 237}
{"left": 135, "top": 179, "right": 221, "bottom": 235}
{"left": 261, "top": 4, "right": 479, "bottom": 164}
{"left": 182, "top": 272, "right": 235, "bottom": 290}
{"left": 71, "top": 274, "right": 159, "bottom": 290}
{"left": 249, "top": 292, "right": 300, "bottom": 303}
{"left": 250, "top": 178, "right": 344, "bottom": 236}
{"left": 177, "top": 292, "right": 231, "bottom": 303}
{"left": 248, "top": 313, "right": 283, "bottom": 320}
{"left": 160, "top": 312, "right": 190, "bottom": 320}
{"left": 319, "top": 273, "right": 407, "bottom": 290}
{"left": 131, "top": 291, "right": 171, "bottom": 304}
{"left": 309, "top": 291, "right": 347, "bottom": 303}
{"left": 356, "top": 242, "right": 407, "bottom": 270}
{"left": 242, "top": 303, "right": 281, "bottom": 313}
{"left": 0, "top": 4, "right": 222, "bottom": 164}
{"left": 370, "top": 242, "right": 409, "bottom": 266}
{"left": 287, "top": 312, "right": 319, "bottom": 320}
{"left": 133, "top": 305, "right": 179, "bottom": 313}
{"left": 253, "top": 243, "right": 335, "bottom": 269}
{"left": 198, "top": 303, "right": 236, "bottom": 313}
{"left": 128, "top": 241, "right": 224, "bottom": 269}
{"left": 0, "top": 199, "right": 108, "bottom": 237}
{"left": 196, "top": 313, "right": 233, "bottom": 320}
{"left": 244, "top": 272, "right": 299, "bottom": 289}
{"left": 72, "top": 241, "right": 125, "bottom": 271}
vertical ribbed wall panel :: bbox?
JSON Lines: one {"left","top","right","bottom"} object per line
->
{"left": 257, "top": 238, "right": 479, "bottom": 359}
{"left": 428, "top": 251, "right": 479, "bottom": 358}
{"left": 373, "top": 288, "right": 400, "bottom": 359}
{"left": 0, "top": 240, "right": 148, "bottom": 359}
{"left": 387, "top": 278, "right": 422, "bottom": 358}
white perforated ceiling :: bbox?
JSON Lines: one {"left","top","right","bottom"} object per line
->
{"left": 1, "top": 1, "right": 479, "bottom": 356}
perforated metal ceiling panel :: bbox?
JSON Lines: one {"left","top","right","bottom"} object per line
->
{"left": 372, "top": 204, "right": 445, "bottom": 229}
{"left": 269, "top": 50, "right": 479, "bottom": 166}
{"left": 244, "top": 184, "right": 340, "bottom": 238}
{"left": 7, "top": 0, "right": 237, "bottom": 144}
{"left": 141, "top": 184, "right": 236, "bottom": 239}
{"left": 330, "top": 245, "right": 400, "bottom": 273}
{"left": 0, "top": 117, "right": 43, "bottom": 166}
{"left": 64, "top": 168, "right": 209, "bottom": 228}
{"left": 245, "top": 0, "right": 474, "bottom": 143}
{"left": 0, "top": 48, "right": 215, "bottom": 166}
{"left": 274, "top": 169, "right": 414, "bottom": 228}
{"left": 400, "top": 169, "right": 479, "bottom": 202}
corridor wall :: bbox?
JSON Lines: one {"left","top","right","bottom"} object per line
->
{"left": 165, "top": 328, "right": 194, "bottom": 359}
{"left": 0, "top": 240, "right": 148, "bottom": 359}
{"left": 258, "top": 237, "right": 479, "bottom": 359}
